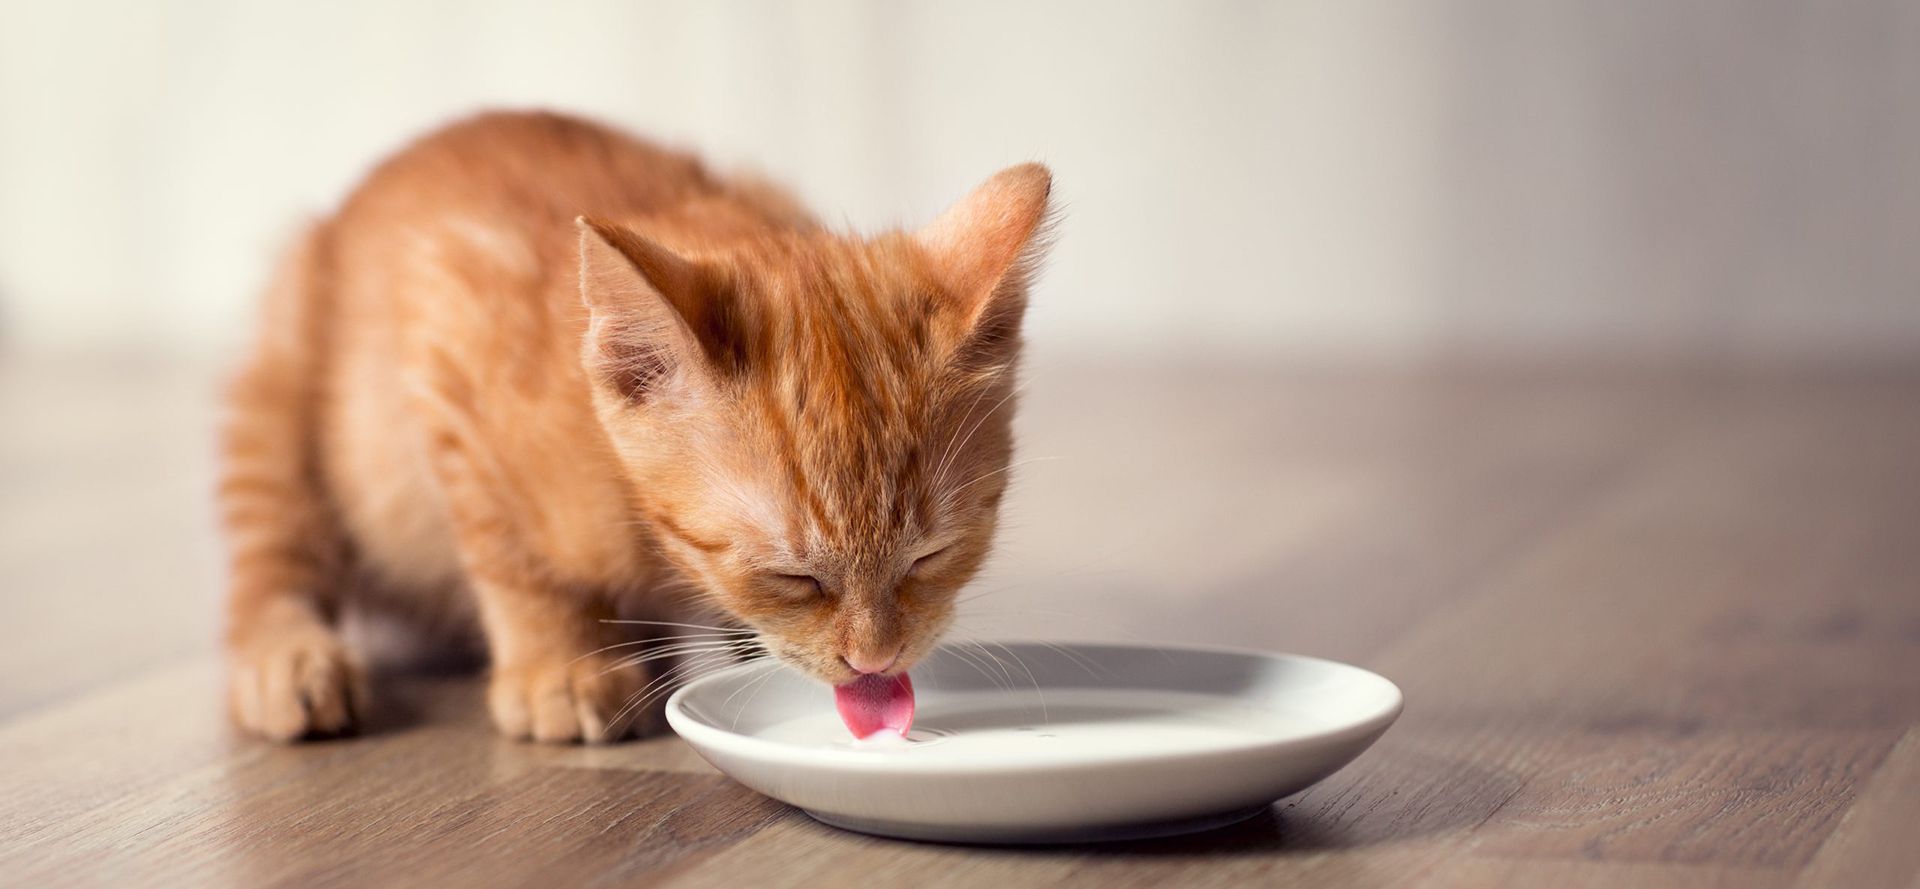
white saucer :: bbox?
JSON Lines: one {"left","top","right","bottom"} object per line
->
{"left": 665, "top": 642, "right": 1403, "bottom": 844}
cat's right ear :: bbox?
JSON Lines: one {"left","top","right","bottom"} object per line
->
{"left": 577, "top": 217, "right": 741, "bottom": 402}
{"left": 914, "top": 164, "right": 1054, "bottom": 370}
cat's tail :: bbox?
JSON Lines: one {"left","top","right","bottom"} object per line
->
{"left": 217, "top": 221, "right": 363, "bottom": 740}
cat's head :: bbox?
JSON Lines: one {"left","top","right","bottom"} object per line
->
{"left": 577, "top": 165, "right": 1052, "bottom": 685}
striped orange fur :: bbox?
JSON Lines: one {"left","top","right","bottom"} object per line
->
{"left": 218, "top": 111, "right": 1052, "bottom": 743}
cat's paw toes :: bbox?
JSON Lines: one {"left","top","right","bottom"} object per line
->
{"left": 487, "top": 655, "right": 651, "bottom": 744}
{"left": 228, "top": 632, "right": 366, "bottom": 741}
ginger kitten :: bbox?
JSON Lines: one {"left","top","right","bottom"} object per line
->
{"left": 220, "top": 111, "right": 1051, "bottom": 742}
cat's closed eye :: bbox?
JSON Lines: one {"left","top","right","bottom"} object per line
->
{"left": 769, "top": 573, "right": 825, "bottom": 598}
{"left": 908, "top": 547, "right": 949, "bottom": 576}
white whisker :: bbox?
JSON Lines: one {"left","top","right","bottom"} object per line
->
{"left": 724, "top": 663, "right": 784, "bottom": 730}
{"left": 572, "top": 630, "right": 758, "bottom": 664}
{"left": 606, "top": 651, "right": 735, "bottom": 734}
{"left": 936, "top": 455, "right": 1063, "bottom": 511}
{"left": 926, "top": 366, "right": 1017, "bottom": 488}
{"left": 726, "top": 662, "right": 783, "bottom": 731}
{"left": 931, "top": 381, "right": 1025, "bottom": 492}
{"left": 598, "top": 618, "right": 750, "bottom": 633}
{"left": 601, "top": 640, "right": 757, "bottom": 675}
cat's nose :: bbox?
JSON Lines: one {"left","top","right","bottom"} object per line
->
{"left": 842, "top": 648, "right": 900, "bottom": 675}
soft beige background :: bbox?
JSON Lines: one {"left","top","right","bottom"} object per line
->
{"left": 2, "top": 0, "right": 1917, "bottom": 362}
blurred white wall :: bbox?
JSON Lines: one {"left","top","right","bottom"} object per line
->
{"left": 2, "top": 0, "right": 1917, "bottom": 363}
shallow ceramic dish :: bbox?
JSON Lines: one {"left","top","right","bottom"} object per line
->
{"left": 665, "top": 641, "right": 1403, "bottom": 843}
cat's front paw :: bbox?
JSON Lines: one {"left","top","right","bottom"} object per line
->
{"left": 228, "top": 630, "right": 365, "bottom": 741}
{"left": 487, "top": 654, "right": 652, "bottom": 744}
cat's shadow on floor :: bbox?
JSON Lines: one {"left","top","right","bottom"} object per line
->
{"left": 347, "top": 657, "right": 490, "bottom": 738}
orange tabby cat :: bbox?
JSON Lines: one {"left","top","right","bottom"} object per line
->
{"left": 219, "top": 110, "right": 1051, "bottom": 742}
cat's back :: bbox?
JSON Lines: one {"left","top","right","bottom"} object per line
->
{"left": 321, "top": 110, "right": 726, "bottom": 384}
{"left": 339, "top": 110, "right": 718, "bottom": 231}
{"left": 315, "top": 112, "right": 710, "bottom": 594}
{"left": 323, "top": 111, "right": 712, "bottom": 338}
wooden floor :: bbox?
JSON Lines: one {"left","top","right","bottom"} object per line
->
{"left": 2, "top": 353, "right": 1917, "bottom": 888}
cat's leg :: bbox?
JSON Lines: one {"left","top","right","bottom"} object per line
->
{"left": 220, "top": 226, "right": 365, "bottom": 741}
{"left": 472, "top": 574, "right": 650, "bottom": 744}
{"left": 408, "top": 374, "right": 650, "bottom": 744}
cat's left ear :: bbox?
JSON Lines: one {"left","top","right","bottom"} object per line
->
{"left": 577, "top": 217, "right": 744, "bottom": 402}
{"left": 915, "top": 164, "right": 1054, "bottom": 365}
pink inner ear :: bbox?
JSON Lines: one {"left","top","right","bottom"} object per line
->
{"left": 834, "top": 673, "right": 915, "bottom": 739}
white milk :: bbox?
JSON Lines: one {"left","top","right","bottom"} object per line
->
{"left": 754, "top": 688, "right": 1308, "bottom": 758}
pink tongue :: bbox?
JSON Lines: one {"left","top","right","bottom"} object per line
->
{"left": 833, "top": 673, "right": 915, "bottom": 739}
